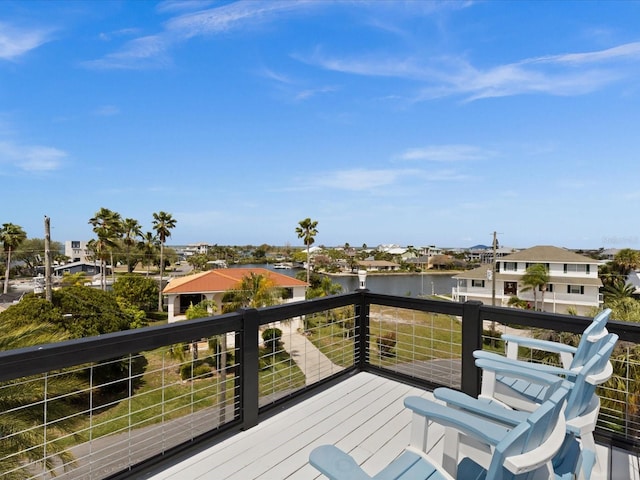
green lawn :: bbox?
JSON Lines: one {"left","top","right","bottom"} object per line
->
{"left": 307, "top": 306, "right": 464, "bottom": 367}
{"left": 65, "top": 344, "right": 304, "bottom": 445}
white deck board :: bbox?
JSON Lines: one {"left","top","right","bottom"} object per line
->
{"left": 143, "top": 372, "right": 639, "bottom": 480}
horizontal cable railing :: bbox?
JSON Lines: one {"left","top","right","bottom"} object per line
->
{"left": 1, "top": 292, "right": 640, "bottom": 479}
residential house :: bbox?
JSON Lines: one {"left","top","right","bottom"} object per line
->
{"left": 601, "top": 248, "right": 620, "bottom": 262}
{"left": 162, "top": 267, "right": 308, "bottom": 323}
{"left": 357, "top": 260, "right": 400, "bottom": 272}
{"left": 183, "top": 242, "right": 211, "bottom": 257}
{"left": 627, "top": 270, "right": 640, "bottom": 298}
{"left": 64, "top": 240, "right": 92, "bottom": 264}
{"left": 53, "top": 261, "right": 109, "bottom": 278}
{"left": 466, "top": 246, "right": 518, "bottom": 264}
{"left": 453, "top": 245, "right": 602, "bottom": 315}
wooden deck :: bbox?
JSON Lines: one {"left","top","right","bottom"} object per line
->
{"left": 141, "top": 372, "right": 639, "bottom": 480}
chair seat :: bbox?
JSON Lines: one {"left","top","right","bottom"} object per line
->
{"left": 309, "top": 445, "right": 449, "bottom": 480}
{"left": 374, "top": 450, "right": 447, "bottom": 480}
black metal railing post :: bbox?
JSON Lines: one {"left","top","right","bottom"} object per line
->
{"left": 355, "top": 289, "right": 370, "bottom": 370}
{"left": 240, "top": 308, "right": 260, "bottom": 430}
{"left": 461, "top": 301, "right": 483, "bottom": 397}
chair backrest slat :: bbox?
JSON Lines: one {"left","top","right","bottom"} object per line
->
{"left": 570, "top": 308, "right": 611, "bottom": 369}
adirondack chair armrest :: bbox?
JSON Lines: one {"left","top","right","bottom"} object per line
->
{"left": 475, "top": 357, "right": 573, "bottom": 386}
{"left": 432, "top": 387, "right": 527, "bottom": 426}
{"left": 403, "top": 396, "right": 509, "bottom": 447}
{"left": 474, "top": 351, "right": 579, "bottom": 380}
{"left": 499, "top": 334, "right": 578, "bottom": 355}
{"left": 309, "top": 445, "right": 372, "bottom": 480}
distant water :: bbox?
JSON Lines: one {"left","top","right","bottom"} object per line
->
{"left": 230, "top": 264, "right": 455, "bottom": 297}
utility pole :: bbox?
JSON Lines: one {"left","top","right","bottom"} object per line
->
{"left": 491, "top": 231, "right": 498, "bottom": 306}
{"left": 489, "top": 231, "right": 500, "bottom": 347}
{"left": 44, "top": 216, "right": 52, "bottom": 302}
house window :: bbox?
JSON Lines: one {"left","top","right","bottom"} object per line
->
{"left": 503, "top": 262, "right": 517, "bottom": 272}
{"left": 547, "top": 284, "right": 554, "bottom": 293}
{"left": 504, "top": 281, "right": 517, "bottom": 296}
{"left": 564, "top": 264, "right": 589, "bottom": 274}
{"left": 567, "top": 285, "right": 585, "bottom": 295}
{"left": 72, "top": 241, "right": 80, "bottom": 248}
{"left": 471, "top": 279, "right": 485, "bottom": 288}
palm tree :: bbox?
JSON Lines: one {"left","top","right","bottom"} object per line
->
{"left": 121, "top": 218, "right": 142, "bottom": 273}
{"left": 520, "top": 263, "right": 550, "bottom": 311}
{"left": 88, "top": 208, "right": 122, "bottom": 290}
{"left": 222, "top": 272, "right": 277, "bottom": 313}
{"left": 613, "top": 248, "right": 640, "bottom": 276}
{"left": 1, "top": 223, "right": 27, "bottom": 294}
{"left": 152, "top": 211, "right": 177, "bottom": 312}
{"left": 295, "top": 218, "right": 318, "bottom": 285}
{"left": 138, "top": 231, "right": 159, "bottom": 276}
{"left": 604, "top": 278, "right": 637, "bottom": 303}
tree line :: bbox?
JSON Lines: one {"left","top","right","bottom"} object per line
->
{"left": 87, "top": 208, "right": 177, "bottom": 311}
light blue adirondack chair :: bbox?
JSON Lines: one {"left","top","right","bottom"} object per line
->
{"left": 435, "top": 333, "right": 618, "bottom": 479}
{"left": 309, "top": 380, "right": 569, "bottom": 480}
{"left": 474, "top": 308, "right": 611, "bottom": 384}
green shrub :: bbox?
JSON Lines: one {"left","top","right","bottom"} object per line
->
{"left": 482, "top": 328, "right": 503, "bottom": 346}
{"left": 180, "top": 361, "right": 213, "bottom": 380}
{"left": 262, "top": 328, "right": 283, "bottom": 352}
{"left": 377, "top": 332, "right": 397, "bottom": 358}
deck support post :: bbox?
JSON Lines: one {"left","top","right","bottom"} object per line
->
{"left": 461, "top": 300, "right": 483, "bottom": 397}
{"left": 241, "top": 308, "right": 260, "bottom": 430}
{"left": 355, "top": 290, "right": 370, "bottom": 370}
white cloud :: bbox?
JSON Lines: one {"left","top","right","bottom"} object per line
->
{"left": 295, "top": 85, "right": 338, "bottom": 101}
{"left": 301, "top": 41, "right": 640, "bottom": 102}
{"left": 164, "top": 1, "right": 312, "bottom": 39}
{"left": 86, "top": 0, "right": 317, "bottom": 70}
{"left": 311, "top": 168, "right": 405, "bottom": 191}
{"left": 527, "top": 42, "right": 640, "bottom": 66}
{"left": 0, "top": 22, "right": 52, "bottom": 60}
{"left": 297, "top": 165, "right": 468, "bottom": 193}
{"left": 0, "top": 141, "right": 67, "bottom": 172}
{"left": 156, "top": 1, "right": 218, "bottom": 14}
{"left": 397, "top": 144, "right": 492, "bottom": 162}
{"left": 259, "top": 67, "right": 293, "bottom": 84}
{"left": 98, "top": 28, "right": 140, "bottom": 42}
{"left": 84, "top": 35, "right": 171, "bottom": 70}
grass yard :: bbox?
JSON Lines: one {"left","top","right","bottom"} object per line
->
{"left": 69, "top": 348, "right": 234, "bottom": 443}
{"left": 259, "top": 347, "right": 306, "bottom": 398}
{"left": 65, "top": 343, "right": 304, "bottom": 446}
{"left": 306, "top": 305, "right": 464, "bottom": 367}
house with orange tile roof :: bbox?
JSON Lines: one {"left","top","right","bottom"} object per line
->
{"left": 162, "top": 267, "right": 308, "bottom": 323}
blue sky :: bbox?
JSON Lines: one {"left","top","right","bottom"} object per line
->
{"left": 1, "top": 1, "right": 639, "bottom": 250}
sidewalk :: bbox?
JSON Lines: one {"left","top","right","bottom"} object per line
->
{"left": 279, "top": 323, "right": 344, "bottom": 385}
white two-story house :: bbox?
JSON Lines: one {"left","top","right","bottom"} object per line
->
{"left": 453, "top": 245, "right": 603, "bottom": 315}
